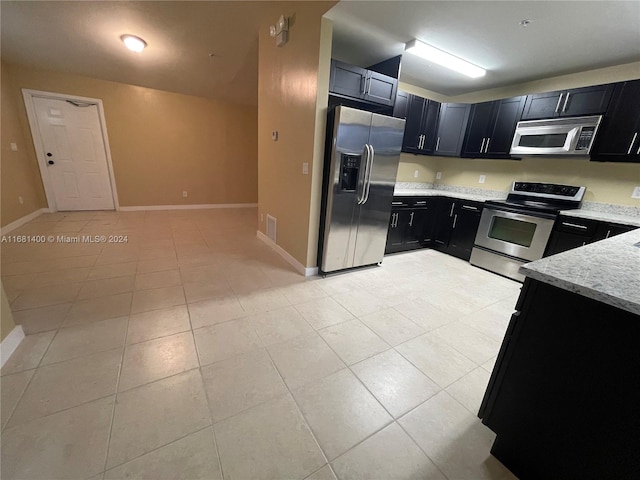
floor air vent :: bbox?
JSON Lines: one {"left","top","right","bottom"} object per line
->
{"left": 266, "top": 214, "right": 277, "bottom": 243}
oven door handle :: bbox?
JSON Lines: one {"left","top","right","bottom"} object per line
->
{"left": 483, "top": 204, "right": 557, "bottom": 220}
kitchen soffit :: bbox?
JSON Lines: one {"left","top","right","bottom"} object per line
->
{"left": 325, "top": 1, "right": 640, "bottom": 96}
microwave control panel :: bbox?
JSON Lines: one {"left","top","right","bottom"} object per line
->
{"left": 576, "top": 126, "right": 596, "bottom": 151}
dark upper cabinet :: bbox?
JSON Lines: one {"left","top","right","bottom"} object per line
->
{"left": 434, "top": 103, "right": 471, "bottom": 157}
{"left": 329, "top": 60, "right": 397, "bottom": 107}
{"left": 590, "top": 79, "right": 640, "bottom": 163}
{"left": 461, "top": 97, "right": 524, "bottom": 159}
{"left": 401, "top": 94, "right": 440, "bottom": 155}
{"left": 521, "top": 84, "right": 614, "bottom": 120}
{"left": 448, "top": 201, "right": 484, "bottom": 261}
{"left": 363, "top": 70, "right": 398, "bottom": 106}
{"left": 392, "top": 91, "right": 409, "bottom": 119}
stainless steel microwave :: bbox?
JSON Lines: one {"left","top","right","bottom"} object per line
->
{"left": 510, "top": 115, "right": 602, "bottom": 155}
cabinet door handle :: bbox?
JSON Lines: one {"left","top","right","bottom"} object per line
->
{"left": 484, "top": 137, "right": 491, "bottom": 153}
{"left": 392, "top": 201, "right": 404, "bottom": 205}
{"left": 480, "top": 137, "right": 486, "bottom": 154}
{"left": 605, "top": 229, "right": 611, "bottom": 239}
{"left": 462, "top": 205, "right": 478, "bottom": 211}
{"left": 555, "top": 93, "right": 564, "bottom": 113}
{"left": 561, "top": 221, "right": 588, "bottom": 230}
{"left": 452, "top": 214, "right": 458, "bottom": 229}
{"left": 360, "top": 76, "right": 366, "bottom": 95}
{"left": 628, "top": 132, "right": 638, "bottom": 155}
{"left": 409, "top": 212, "right": 414, "bottom": 227}
{"left": 436, "top": 137, "right": 441, "bottom": 151}
{"left": 414, "top": 201, "right": 427, "bottom": 205}
{"left": 449, "top": 203, "right": 455, "bottom": 217}
{"left": 562, "top": 92, "right": 570, "bottom": 112}
{"left": 366, "top": 77, "right": 372, "bottom": 95}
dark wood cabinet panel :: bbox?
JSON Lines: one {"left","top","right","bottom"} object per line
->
{"left": 590, "top": 79, "right": 640, "bottom": 163}
{"left": 433, "top": 198, "right": 456, "bottom": 249}
{"left": 485, "top": 97, "right": 525, "bottom": 156}
{"left": 480, "top": 278, "right": 640, "bottom": 479}
{"left": 448, "top": 202, "right": 484, "bottom": 261}
{"left": 462, "top": 97, "right": 524, "bottom": 159}
{"left": 434, "top": 103, "right": 471, "bottom": 157}
{"left": 385, "top": 197, "right": 437, "bottom": 254}
{"left": 401, "top": 94, "right": 440, "bottom": 155}
{"left": 329, "top": 60, "right": 398, "bottom": 108}
{"left": 392, "top": 90, "right": 409, "bottom": 119}
{"left": 364, "top": 70, "right": 398, "bottom": 107}
{"left": 521, "top": 84, "right": 614, "bottom": 120}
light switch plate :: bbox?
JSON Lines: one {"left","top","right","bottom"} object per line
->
{"left": 436, "top": 172, "right": 442, "bottom": 180}
{"left": 632, "top": 186, "right": 640, "bottom": 199}
{"left": 10, "top": 143, "right": 17, "bottom": 151}
{"left": 302, "top": 162, "right": 309, "bottom": 175}
{"left": 479, "top": 175, "right": 486, "bottom": 184}
{"left": 271, "top": 131, "right": 278, "bottom": 141}
{"left": 414, "top": 170, "right": 419, "bottom": 178}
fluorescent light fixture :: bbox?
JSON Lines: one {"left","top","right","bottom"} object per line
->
{"left": 121, "top": 34, "right": 147, "bottom": 53}
{"left": 405, "top": 39, "right": 486, "bottom": 78}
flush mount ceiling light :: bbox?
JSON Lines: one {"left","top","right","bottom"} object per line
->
{"left": 519, "top": 19, "right": 533, "bottom": 27}
{"left": 405, "top": 39, "right": 486, "bottom": 78}
{"left": 121, "top": 34, "right": 147, "bottom": 53}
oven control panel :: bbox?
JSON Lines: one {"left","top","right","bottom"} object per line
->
{"left": 513, "top": 182, "right": 582, "bottom": 197}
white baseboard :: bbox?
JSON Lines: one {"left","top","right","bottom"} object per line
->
{"left": 0, "top": 208, "right": 49, "bottom": 235}
{"left": 118, "top": 203, "right": 258, "bottom": 212}
{"left": 256, "top": 231, "right": 318, "bottom": 277}
{"left": 1, "top": 325, "right": 25, "bottom": 368}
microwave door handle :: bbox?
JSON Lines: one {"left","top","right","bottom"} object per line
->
{"left": 565, "top": 127, "right": 581, "bottom": 152}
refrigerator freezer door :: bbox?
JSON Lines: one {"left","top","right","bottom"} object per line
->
{"left": 353, "top": 113, "right": 405, "bottom": 267}
{"left": 321, "top": 106, "right": 373, "bottom": 272}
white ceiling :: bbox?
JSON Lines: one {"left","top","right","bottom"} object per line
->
{"left": 326, "top": 1, "right": 640, "bottom": 96}
{"left": 0, "top": 1, "right": 301, "bottom": 106}
{"left": 2, "top": 1, "right": 639, "bottom": 105}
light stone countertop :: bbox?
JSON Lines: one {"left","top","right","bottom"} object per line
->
{"left": 520, "top": 228, "right": 640, "bottom": 315}
{"left": 559, "top": 209, "right": 640, "bottom": 227}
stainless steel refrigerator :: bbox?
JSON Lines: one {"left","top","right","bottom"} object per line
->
{"left": 318, "top": 106, "right": 405, "bottom": 273}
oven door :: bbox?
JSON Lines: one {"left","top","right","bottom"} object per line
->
{"left": 474, "top": 208, "right": 555, "bottom": 261}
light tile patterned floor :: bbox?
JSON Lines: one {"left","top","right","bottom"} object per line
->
{"left": 0, "top": 208, "right": 521, "bottom": 480}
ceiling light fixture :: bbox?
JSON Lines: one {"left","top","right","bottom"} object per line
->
{"left": 121, "top": 34, "right": 147, "bottom": 53}
{"left": 519, "top": 19, "right": 533, "bottom": 27}
{"left": 405, "top": 39, "right": 486, "bottom": 78}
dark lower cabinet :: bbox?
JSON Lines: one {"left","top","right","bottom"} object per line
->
{"left": 479, "top": 278, "right": 640, "bottom": 480}
{"left": 448, "top": 202, "right": 484, "bottom": 261}
{"left": 432, "top": 198, "right": 483, "bottom": 261}
{"left": 545, "top": 215, "right": 637, "bottom": 256}
{"left": 385, "top": 197, "right": 436, "bottom": 254}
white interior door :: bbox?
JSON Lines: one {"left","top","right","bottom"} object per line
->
{"left": 32, "top": 97, "right": 115, "bottom": 211}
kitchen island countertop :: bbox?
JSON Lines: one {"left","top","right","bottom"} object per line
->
{"left": 520, "top": 228, "right": 640, "bottom": 315}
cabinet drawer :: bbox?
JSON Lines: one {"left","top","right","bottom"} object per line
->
{"left": 555, "top": 217, "right": 599, "bottom": 236}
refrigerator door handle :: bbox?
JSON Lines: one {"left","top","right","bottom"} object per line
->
{"left": 357, "top": 145, "right": 371, "bottom": 204}
{"left": 362, "top": 144, "right": 375, "bottom": 204}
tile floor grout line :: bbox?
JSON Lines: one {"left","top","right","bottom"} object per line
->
{"left": 101, "top": 288, "right": 134, "bottom": 474}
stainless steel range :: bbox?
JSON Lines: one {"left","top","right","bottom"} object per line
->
{"left": 470, "top": 182, "right": 585, "bottom": 282}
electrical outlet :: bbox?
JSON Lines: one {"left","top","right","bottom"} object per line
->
{"left": 18, "top": 196, "right": 23, "bottom": 204}
{"left": 271, "top": 131, "right": 278, "bottom": 141}
{"left": 632, "top": 186, "right": 640, "bottom": 199}
{"left": 414, "top": 170, "right": 419, "bottom": 178}
{"left": 182, "top": 191, "right": 188, "bottom": 198}
{"left": 436, "top": 172, "right": 442, "bottom": 180}
{"left": 10, "top": 143, "right": 18, "bottom": 151}
{"left": 302, "top": 162, "right": 309, "bottom": 175}
{"left": 479, "top": 175, "right": 486, "bottom": 184}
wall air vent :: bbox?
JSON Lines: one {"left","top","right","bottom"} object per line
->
{"left": 266, "top": 214, "right": 277, "bottom": 243}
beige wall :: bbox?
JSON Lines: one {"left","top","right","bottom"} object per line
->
{"left": 1, "top": 61, "right": 48, "bottom": 227}
{"left": 3, "top": 62, "right": 257, "bottom": 211}
{"left": 397, "top": 61, "right": 640, "bottom": 205}
{"left": 257, "top": 2, "right": 335, "bottom": 268}
{"left": 1, "top": 282, "right": 17, "bottom": 342}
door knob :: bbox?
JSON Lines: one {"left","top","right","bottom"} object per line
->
{"left": 46, "top": 152, "right": 53, "bottom": 157}
{"left": 47, "top": 160, "right": 54, "bottom": 165}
